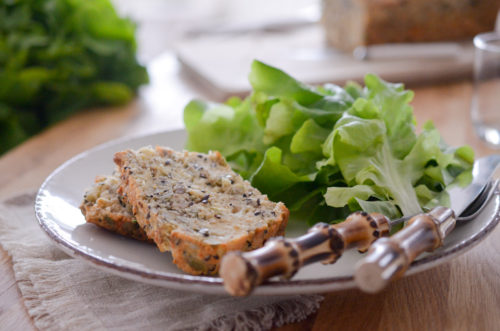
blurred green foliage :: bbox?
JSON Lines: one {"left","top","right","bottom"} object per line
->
{"left": 0, "top": 0, "right": 149, "bottom": 155}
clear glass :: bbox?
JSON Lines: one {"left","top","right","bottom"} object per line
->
{"left": 471, "top": 32, "right": 500, "bottom": 147}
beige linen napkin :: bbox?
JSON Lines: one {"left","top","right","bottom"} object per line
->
{"left": 0, "top": 192, "right": 323, "bottom": 331}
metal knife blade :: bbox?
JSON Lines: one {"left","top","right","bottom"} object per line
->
{"left": 448, "top": 154, "right": 500, "bottom": 216}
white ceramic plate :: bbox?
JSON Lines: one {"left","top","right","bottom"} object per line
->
{"left": 35, "top": 129, "right": 500, "bottom": 295}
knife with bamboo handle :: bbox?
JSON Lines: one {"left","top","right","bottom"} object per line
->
{"left": 219, "top": 155, "right": 500, "bottom": 296}
{"left": 354, "top": 154, "right": 500, "bottom": 293}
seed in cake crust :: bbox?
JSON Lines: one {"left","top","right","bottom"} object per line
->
{"left": 174, "top": 185, "right": 186, "bottom": 194}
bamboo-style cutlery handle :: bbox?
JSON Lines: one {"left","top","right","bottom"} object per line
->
{"left": 354, "top": 206, "right": 456, "bottom": 293}
{"left": 220, "top": 211, "right": 390, "bottom": 296}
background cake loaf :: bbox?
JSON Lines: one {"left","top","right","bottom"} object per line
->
{"left": 322, "top": 0, "right": 500, "bottom": 51}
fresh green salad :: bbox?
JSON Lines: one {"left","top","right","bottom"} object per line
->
{"left": 184, "top": 60, "right": 473, "bottom": 224}
{"left": 0, "top": 0, "right": 148, "bottom": 155}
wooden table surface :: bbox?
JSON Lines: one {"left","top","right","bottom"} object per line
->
{"left": 1, "top": 55, "right": 499, "bottom": 330}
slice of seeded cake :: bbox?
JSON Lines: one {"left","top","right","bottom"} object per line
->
{"left": 113, "top": 146, "right": 289, "bottom": 276}
{"left": 80, "top": 174, "right": 151, "bottom": 242}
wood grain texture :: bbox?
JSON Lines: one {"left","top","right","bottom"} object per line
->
{"left": 1, "top": 79, "right": 500, "bottom": 330}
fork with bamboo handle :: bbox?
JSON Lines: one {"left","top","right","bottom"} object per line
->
{"left": 219, "top": 211, "right": 391, "bottom": 296}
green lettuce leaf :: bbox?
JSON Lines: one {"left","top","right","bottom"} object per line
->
{"left": 184, "top": 98, "right": 265, "bottom": 157}
{"left": 325, "top": 113, "right": 422, "bottom": 216}
{"left": 249, "top": 146, "right": 314, "bottom": 198}
{"left": 325, "top": 185, "right": 376, "bottom": 208}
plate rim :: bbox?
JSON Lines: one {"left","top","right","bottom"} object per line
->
{"left": 34, "top": 129, "right": 500, "bottom": 294}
